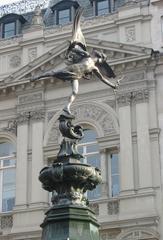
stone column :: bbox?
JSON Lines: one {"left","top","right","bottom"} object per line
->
{"left": 30, "top": 110, "right": 47, "bottom": 206}
{"left": 15, "top": 112, "right": 29, "bottom": 209}
{"left": 133, "top": 90, "right": 152, "bottom": 190}
{"left": 118, "top": 93, "right": 134, "bottom": 195}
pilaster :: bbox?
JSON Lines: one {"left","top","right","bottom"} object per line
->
{"left": 15, "top": 112, "right": 29, "bottom": 208}
{"left": 117, "top": 93, "right": 134, "bottom": 195}
{"left": 30, "top": 109, "right": 47, "bottom": 206}
{"left": 133, "top": 90, "right": 153, "bottom": 191}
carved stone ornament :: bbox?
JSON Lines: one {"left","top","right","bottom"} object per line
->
{"left": 132, "top": 89, "right": 149, "bottom": 104}
{"left": 117, "top": 93, "right": 132, "bottom": 107}
{"left": 30, "top": 110, "right": 45, "bottom": 121}
{"left": 125, "top": 25, "right": 136, "bottom": 42}
{"left": 9, "top": 54, "right": 21, "bottom": 68}
{"left": 108, "top": 200, "right": 119, "bottom": 215}
{"left": 72, "top": 104, "right": 116, "bottom": 135}
{"left": 28, "top": 47, "right": 38, "bottom": 62}
{"left": 100, "top": 229, "right": 121, "bottom": 240}
{"left": 1, "top": 120, "right": 17, "bottom": 135}
{"left": 17, "top": 112, "right": 30, "bottom": 125}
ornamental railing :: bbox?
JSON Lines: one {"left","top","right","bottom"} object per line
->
{"left": 0, "top": 0, "right": 49, "bottom": 17}
{"left": 0, "top": 213, "right": 13, "bottom": 230}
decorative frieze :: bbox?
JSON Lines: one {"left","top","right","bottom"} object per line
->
{"left": 30, "top": 110, "right": 45, "bottom": 121}
{"left": 117, "top": 93, "right": 132, "bottom": 107}
{"left": 100, "top": 229, "right": 121, "bottom": 240}
{"left": 132, "top": 89, "right": 149, "bottom": 104}
{"left": 17, "top": 112, "right": 30, "bottom": 125}
{"left": 18, "top": 92, "right": 42, "bottom": 105}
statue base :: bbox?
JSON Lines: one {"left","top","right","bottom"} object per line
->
{"left": 41, "top": 205, "right": 100, "bottom": 240}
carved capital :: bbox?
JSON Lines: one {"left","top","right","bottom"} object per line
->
{"left": 132, "top": 89, "right": 149, "bottom": 104}
{"left": 117, "top": 93, "right": 132, "bottom": 107}
{"left": 30, "top": 110, "right": 45, "bottom": 121}
{"left": 17, "top": 112, "right": 30, "bottom": 125}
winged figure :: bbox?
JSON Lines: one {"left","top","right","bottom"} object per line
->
{"left": 31, "top": 7, "right": 120, "bottom": 115}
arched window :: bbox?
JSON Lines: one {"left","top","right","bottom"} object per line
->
{"left": 78, "top": 128, "right": 101, "bottom": 200}
{"left": 0, "top": 141, "right": 16, "bottom": 212}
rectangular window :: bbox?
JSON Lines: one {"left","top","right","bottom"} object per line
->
{"left": 111, "top": 154, "right": 120, "bottom": 197}
{"left": 0, "top": 143, "right": 16, "bottom": 213}
{"left": 96, "top": 0, "right": 109, "bottom": 16}
{"left": 3, "top": 22, "right": 16, "bottom": 38}
{"left": 58, "top": 9, "right": 71, "bottom": 25}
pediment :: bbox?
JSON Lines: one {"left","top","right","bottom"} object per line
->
{"left": 1, "top": 38, "right": 152, "bottom": 87}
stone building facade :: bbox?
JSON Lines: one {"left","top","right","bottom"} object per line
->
{"left": 0, "top": 0, "right": 163, "bottom": 240}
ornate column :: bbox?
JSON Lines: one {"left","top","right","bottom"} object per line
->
{"left": 15, "top": 112, "right": 29, "bottom": 208}
{"left": 133, "top": 90, "right": 152, "bottom": 190}
{"left": 117, "top": 93, "right": 134, "bottom": 195}
{"left": 30, "top": 110, "right": 47, "bottom": 206}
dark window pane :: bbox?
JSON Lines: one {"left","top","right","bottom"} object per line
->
{"left": 3, "top": 159, "right": 16, "bottom": 167}
{"left": 58, "top": 9, "right": 70, "bottom": 25}
{"left": 87, "top": 154, "right": 101, "bottom": 169}
{"left": 112, "top": 175, "right": 120, "bottom": 197}
{"left": 88, "top": 184, "right": 101, "bottom": 200}
{"left": 2, "top": 168, "right": 16, "bottom": 212}
{"left": 97, "top": 0, "right": 109, "bottom": 15}
{"left": 4, "top": 22, "right": 15, "bottom": 38}
{"left": 0, "top": 142, "right": 16, "bottom": 157}
{"left": 111, "top": 154, "right": 119, "bottom": 174}
{"left": 87, "top": 144, "right": 99, "bottom": 153}
{"left": 2, "top": 197, "right": 15, "bottom": 212}
{"left": 80, "top": 129, "right": 97, "bottom": 144}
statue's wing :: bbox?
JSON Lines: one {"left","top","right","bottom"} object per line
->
{"left": 95, "top": 61, "right": 116, "bottom": 78}
{"left": 67, "top": 7, "right": 86, "bottom": 52}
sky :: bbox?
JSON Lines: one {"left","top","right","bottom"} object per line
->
{"left": 0, "top": 0, "right": 20, "bottom": 6}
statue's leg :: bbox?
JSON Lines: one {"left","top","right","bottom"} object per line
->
{"left": 63, "top": 79, "right": 79, "bottom": 114}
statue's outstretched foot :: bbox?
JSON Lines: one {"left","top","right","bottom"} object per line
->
{"left": 62, "top": 108, "right": 75, "bottom": 119}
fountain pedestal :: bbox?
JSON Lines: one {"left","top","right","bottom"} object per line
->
{"left": 39, "top": 113, "right": 102, "bottom": 240}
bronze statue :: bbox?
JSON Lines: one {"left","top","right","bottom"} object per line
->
{"left": 31, "top": 8, "right": 120, "bottom": 115}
